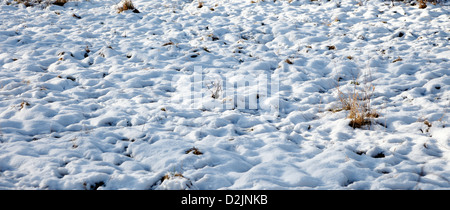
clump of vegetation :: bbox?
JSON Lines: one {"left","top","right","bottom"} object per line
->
{"left": 250, "top": 0, "right": 267, "bottom": 3}
{"left": 341, "top": 88, "right": 379, "bottom": 129}
{"left": 11, "top": 0, "right": 46, "bottom": 7}
{"left": 391, "top": 0, "right": 444, "bottom": 7}
{"left": 117, "top": 0, "right": 140, "bottom": 13}
{"left": 207, "top": 33, "right": 220, "bottom": 41}
{"left": 19, "top": 100, "right": 30, "bottom": 110}
{"left": 185, "top": 147, "right": 203, "bottom": 155}
{"left": 162, "top": 41, "right": 174, "bottom": 46}
{"left": 285, "top": 58, "right": 294, "bottom": 64}
{"left": 72, "top": 13, "right": 81, "bottom": 19}
{"left": 161, "top": 172, "right": 185, "bottom": 181}
{"left": 12, "top": 0, "right": 73, "bottom": 7}
{"left": 154, "top": 171, "right": 196, "bottom": 189}
{"left": 418, "top": 0, "right": 428, "bottom": 8}
{"left": 53, "top": 0, "right": 69, "bottom": 6}
{"left": 412, "top": 0, "right": 445, "bottom": 9}
{"left": 392, "top": 57, "right": 403, "bottom": 63}
{"left": 335, "top": 75, "right": 379, "bottom": 129}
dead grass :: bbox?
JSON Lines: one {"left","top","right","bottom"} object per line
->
{"left": 418, "top": 0, "right": 428, "bottom": 8}
{"left": 12, "top": 0, "right": 72, "bottom": 7}
{"left": 117, "top": 0, "right": 140, "bottom": 13}
{"left": 53, "top": 0, "right": 68, "bottom": 6}
{"left": 162, "top": 41, "right": 174, "bottom": 46}
{"left": 161, "top": 172, "right": 185, "bottom": 182}
{"left": 336, "top": 74, "right": 379, "bottom": 129}
{"left": 416, "top": 0, "right": 444, "bottom": 8}
{"left": 185, "top": 147, "right": 203, "bottom": 155}
{"left": 19, "top": 100, "right": 30, "bottom": 110}
{"left": 392, "top": 57, "right": 403, "bottom": 63}
{"left": 158, "top": 171, "right": 195, "bottom": 189}
{"left": 285, "top": 58, "right": 294, "bottom": 64}
{"left": 13, "top": 0, "right": 44, "bottom": 7}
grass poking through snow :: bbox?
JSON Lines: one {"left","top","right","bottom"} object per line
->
{"left": 117, "top": 0, "right": 140, "bottom": 13}
{"left": 336, "top": 75, "right": 379, "bottom": 129}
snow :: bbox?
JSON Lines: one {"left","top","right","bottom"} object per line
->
{"left": 0, "top": 0, "right": 449, "bottom": 190}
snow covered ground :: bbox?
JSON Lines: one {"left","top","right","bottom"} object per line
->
{"left": 0, "top": 0, "right": 449, "bottom": 190}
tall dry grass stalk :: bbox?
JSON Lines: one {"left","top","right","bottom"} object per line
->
{"left": 336, "top": 72, "right": 379, "bottom": 129}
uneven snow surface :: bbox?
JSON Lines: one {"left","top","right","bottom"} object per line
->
{"left": 0, "top": 0, "right": 449, "bottom": 189}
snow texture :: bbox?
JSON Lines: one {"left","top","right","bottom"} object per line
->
{"left": 0, "top": 0, "right": 449, "bottom": 189}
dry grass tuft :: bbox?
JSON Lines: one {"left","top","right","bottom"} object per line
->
{"left": 392, "top": 57, "right": 403, "bottom": 63}
{"left": 185, "top": 147, "right": 203, "bottom": 155}
{"left": 53, "top": 0, "right": 68, "bottom": 6}
{"left": 285, "top": 59, "right": 294, "bottom": 64}
{"left": 13, "top": 0, "right": 44, "bottom": 7}
{"left": 162, "top": 41, "right": 174, "bottom": 46}
{"left": 336, "top": 76, "right": 379, "bottom": 129}
{"left": 19, "top": 101, "right": 30, "bottom": 110}
{"left": 418, "top": 0, "right": 428, "bottom": 8}
{"left": 162, "top": 172, "right": 185, "bottom": 182}
{"left": 117, "top": 0, "right": 140, "bottom": 13}
{"left": 12, "top": 0, "right": 73, "bottom": 7}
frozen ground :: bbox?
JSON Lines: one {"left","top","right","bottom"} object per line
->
{"left": 0, "top": 0, "right": 449, "bottom": 190}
